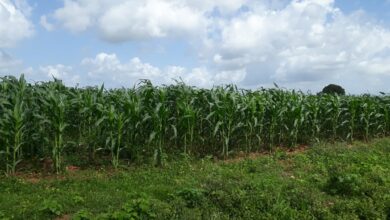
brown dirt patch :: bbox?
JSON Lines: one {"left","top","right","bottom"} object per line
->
{"left": 221, "top": 144, "right": 309, "bottom": 164}
{"left": 55, "top": 214, "right": 71, "bottom": 220}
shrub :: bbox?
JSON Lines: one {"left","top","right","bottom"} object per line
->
{"left": 108, "top": 197, "right": 156, "bottom": 219}
{"left": 39, "top": 199, "right": 63, "bottom": 216}
{"left": 321, "top": 84, "right": 346, "bottom": 95}
{"left": 176, "top": 188, "right": 205, "bottom": 208}
{"left": 325, "top": 166, "right": 362, "bottom": 196}
{"left": 72, "top": 209, "right": 92, "bottom": 220}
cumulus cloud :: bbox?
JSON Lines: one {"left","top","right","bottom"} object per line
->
{"left": 81, "top": 53, "right": 161, "bottom": 86}
{"left": 204, "top": 0, "right": 390, "bottom": 92}
{"left": 40, "top": 64, "right": 80, "bottom": 83}
{"left": 52, "top": 0, "right": 102, "bottom": 32}
{"left": 183, "top": 0, "right": 248, "bottom": 14}
{"left": 44, "top": 0, "right": 211, "bottom": 42}
{"left": 80, "top": 52, "right": 246, "bottom": 87}
{"left": 25, "top": 0, "right": 390, "bottom": 93}
{"left": 0, "top": 51, "right": 81, "bottom": 86}
{"left": 44, "top": 0, "right": 251, "bottom": 41}
{"left": 0, "top": 0, "right": 33, "bottom": 47}
{"left": 21, "top": 64, "right": 81, "bottom": 86}
{"left": 98, "top": 1, "right": 207, "bottom": 42}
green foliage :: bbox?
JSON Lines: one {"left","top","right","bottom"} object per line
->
{"left": 39, "top": 199, "right": 63, "bottom": 216}
{"left": 0, "top": 211, "right": 10, "bottom": 220}
{"left": 1, "top": 75, "right": 390, "bottom": 173}
{"left": 72, "top": 195, "right": 85, "bottom": 204}
{"left": 0, "top": 139, "right": 389, "bottom": 219}
{"left": 325, "top": 168, "right": 363, "bottom": 196}
{"left": 0, "top": 75, "right": 28, "bottom": 175}
{"left": 321, "top": 84, "right": 346, "bottom": 95}
{"left": 72, "top": 209, "right": 93, "bottom": 220}
{"left": 107, "top": 197, "right": 156, "bottom": 220}
{"left": 176, "top": 188, "right": 205, "bottom": 208}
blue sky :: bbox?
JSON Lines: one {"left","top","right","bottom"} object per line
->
{"left": 336, "top": 0, "right": 390, "bottom": 23}
{"left": 1, "top": 0, "right": 390, "bottom": 93}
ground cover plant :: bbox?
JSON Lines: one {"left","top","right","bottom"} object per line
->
{"left": 0, "top": 138, "right": 389, "bottom": 219}
{"left": 0, "top": 75, "right": 389, "bottom": 219}
{"left": 1, "top": 75, "right": 390, "bottom": 173}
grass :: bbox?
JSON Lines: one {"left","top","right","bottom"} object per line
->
{"left": 0, "top": 138, "right": 389, "bottom": 220}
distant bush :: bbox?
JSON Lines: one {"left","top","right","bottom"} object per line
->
{"left": 320, "top": 84, "right": 346, "bottom": 95}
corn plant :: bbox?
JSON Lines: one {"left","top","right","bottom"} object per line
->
{"left": 242, "top": 92, "right": 263, "bottom": 153}
{"left": 285, "top": 92, "right": 305, "bottom": 147}
{"left": 151, "top": 88, "right": 171, "bottom": 166}
{"left": 121, "top": 89, "right": 142, "bottom": 160}
{"left": 304, "top": 95, "right": 321, "bottom": 143}
{"left": 73, "top": 85, "right": 105, "bottom": 161}
{"left": 0, "top": 76, "right": 28, "bottom": 174}
{"left": 1, "top": 75, "right": 390, "bottom": 172}
{"left": 176, "top": 84, "right": 197, "bottom": 155}
{"left": 344, "top": 97, "right": 359, "bottom": 142}
{"left": 211, "top": 85, "right": 245, "bottom": 158}
{"left": 100, "top": 104, "right": 128, "bottom": 169}
{"left": 39, "top": 80, "right": 69, "bottom": 174}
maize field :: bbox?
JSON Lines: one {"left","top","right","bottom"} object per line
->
{"left": 1, "top": 75, "right": 390, "bottom": 174}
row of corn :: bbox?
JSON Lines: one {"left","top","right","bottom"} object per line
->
{"left": 1, "top": 75, "right": 389, "bottom": 173}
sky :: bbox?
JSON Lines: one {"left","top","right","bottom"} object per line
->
{"left": 1, "top": 0, "right": 390, "bottom": 94}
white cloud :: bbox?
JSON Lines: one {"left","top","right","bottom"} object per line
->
{"left": 204, "top": 0, "right": 390, "bottom": 92}
{"left": 183, "top": 0, "right": 247, "bottom": 14}
{"left": 39, "top": 64, "right": 77, "bottom": 81}
{"left": 13, "top": 0, "right": 31, "bottom": 16}
{"left": 46, "top": 0, "right": 209, "bottom": 42}
{"left": 52, "top": 0, "right": 101, "bottom": 33}
{"left": 182, "top": 67, "right": 214, "bottom": 87}
{"left": 18, "top": 64, "right": 81, "bottom": 86}
{"left": 80, "top": 52, "right": 246, "bottom": 87}
{"left": 19, "top": 0, "right": 390, "bottom": 93}
{"left": 215, "top": 68, "right": 247, "bottom": 83}
{"left": 44, "top": 0, "right": 250, "bottom": 41}
{"left": 40, "top": 15, "right": 54, "bottom": 31}
{"left": 0, "top": 0, "right": 33, "bottom": 47}
{"left": 98, "top": 1, "right": 207, "bottom": 42}
{"left": 81, "top": 53, "right": 161, "bottom": 84}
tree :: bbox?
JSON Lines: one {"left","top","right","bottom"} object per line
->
{"left": 321, "top": 84, "right": 345, "bottom": 95}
